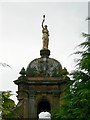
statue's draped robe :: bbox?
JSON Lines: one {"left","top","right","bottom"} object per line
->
{"left": 42, "top": 26, "right": 49, "bottom": 49}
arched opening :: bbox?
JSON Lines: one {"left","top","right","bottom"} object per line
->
{"left": 37, "top": 99, "right": 51, "bottom": 119}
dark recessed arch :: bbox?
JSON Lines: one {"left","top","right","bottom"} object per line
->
{"left": 37, "top": 98, "right": 51, "bottom": 118}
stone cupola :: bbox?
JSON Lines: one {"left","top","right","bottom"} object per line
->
{"left": 14, "top": 15, "right": 69, "bottom": 120}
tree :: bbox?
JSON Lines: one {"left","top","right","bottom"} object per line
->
{"left": 53, "top": 33, "right": 90, "bottom": 120}
{"left": 0, "top": 63, "right": 11, "bottom": 68}
{"left": 0, "top": 91, "right": 16, "bottom": 119}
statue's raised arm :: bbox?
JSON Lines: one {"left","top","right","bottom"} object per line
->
{"left": 42, "top": 15, "right": 49, "bottom": 49}
{"left": 42, "top": 15, "right": 45, "bottom": 29}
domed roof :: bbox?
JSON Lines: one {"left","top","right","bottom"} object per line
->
{"left": 26, "top": 50, "right": 62, "bottom": 77}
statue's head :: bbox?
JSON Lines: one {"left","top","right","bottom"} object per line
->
{"left": 44, "top": 25, "right": 48, "bottom": 29}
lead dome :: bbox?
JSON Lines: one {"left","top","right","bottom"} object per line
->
{"left": 26, "top": 50, "right": 62, "bottom": 77}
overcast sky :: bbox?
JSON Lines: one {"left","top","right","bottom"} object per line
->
{"left": 0, "top": 1, "right": 88, "bottom": 103}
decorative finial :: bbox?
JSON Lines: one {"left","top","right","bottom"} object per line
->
{"left": 42, "top": 15, "right": 49, "bottom": 49}
{"left": 19, "top": 67, "right": 26, "bottom": 76}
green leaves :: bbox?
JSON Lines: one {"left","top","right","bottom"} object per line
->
{"left": 53, "top": 33, "right": 90, "bottom": 120}
{"left": 1, "top": 91, "right": 16, "bottom": 119}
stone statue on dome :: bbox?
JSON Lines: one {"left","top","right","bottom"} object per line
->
{"left": 42, "top": 15, "right": 49, "bottom": 49}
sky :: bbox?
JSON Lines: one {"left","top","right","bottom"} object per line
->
{"left": 0, "top": 1, "right": 89, "bottom": 104}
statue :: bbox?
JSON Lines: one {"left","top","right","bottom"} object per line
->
{"left": 42, "top": 15, "right": 49, "bottom": 49}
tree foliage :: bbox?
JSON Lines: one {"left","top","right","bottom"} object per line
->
{"left": 0, "top": 63, "right": 11, "bottom": 68}
{"left": 53, "top": 33, "right": 90, "bottom": 120}
{"left": 0, "top": 91, "right": 16, "bottom": 119}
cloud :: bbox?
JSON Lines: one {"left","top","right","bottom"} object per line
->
{"left": 39, "top": 112, "right": 51, "bottom": 119}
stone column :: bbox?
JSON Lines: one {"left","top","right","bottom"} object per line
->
{"left": 29, "top": 93, "right": 37, "bottom": 119}
{"left": 52, "top": 93, "right": 60, "bottom": 111}
{"left": 23, "top": 97, "right": 29, "bottom": 118}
